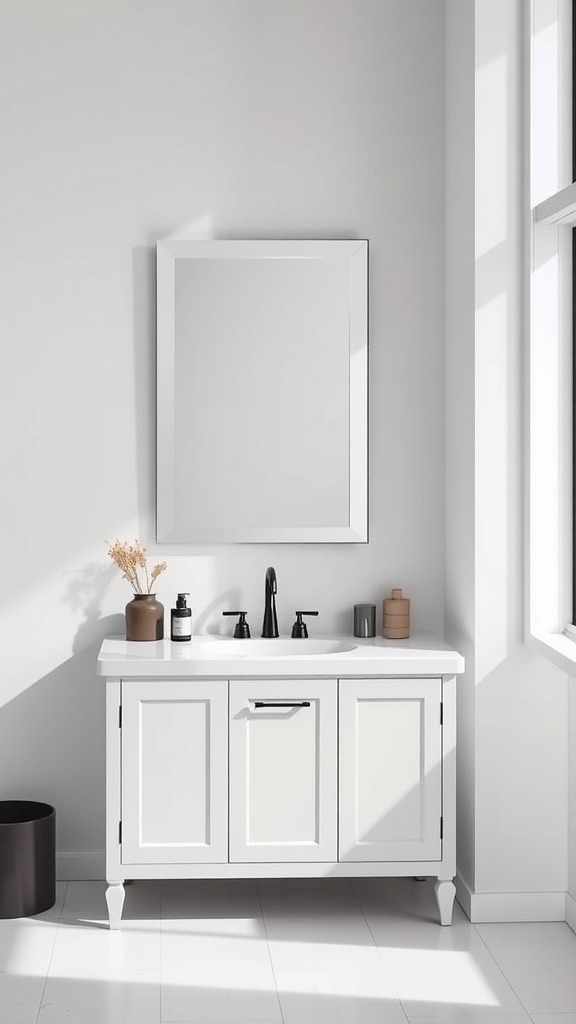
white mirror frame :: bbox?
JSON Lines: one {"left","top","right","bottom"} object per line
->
{"left": 156, "top": 238, "right": 368, "bottom": 544}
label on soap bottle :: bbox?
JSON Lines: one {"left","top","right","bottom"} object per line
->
{"left": 172, "top": 616, "right": 192, "bottom": 639}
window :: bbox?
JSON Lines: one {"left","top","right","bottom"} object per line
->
{"left": 527, "top": 0, "right": 575, "bottom": 672}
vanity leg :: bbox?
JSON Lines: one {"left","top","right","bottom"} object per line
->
{"left": 106, "top": 882, "right": 125, "bottom": 930}
{"left": 434, "top": 879, "right": 456, "bottom": 926}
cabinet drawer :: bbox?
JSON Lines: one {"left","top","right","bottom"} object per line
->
{"left": 229, "top": 679, "right": 337, "bottom": 862}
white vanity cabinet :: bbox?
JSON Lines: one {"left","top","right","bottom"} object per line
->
{"left": 99, "top": 637, "right": 462, "bottom": 931}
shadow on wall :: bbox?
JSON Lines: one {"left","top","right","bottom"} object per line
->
{"left": 0, "top": 542, "right": 269, "bottom": 841}
{"left": 0, "top": 586, "right": 124, "bottom": 854}
{"left": 63, "top": 560, "right": 119, "bottom": 652}
{"left": 0, "top": 557, "right": 253, "bottom": 858}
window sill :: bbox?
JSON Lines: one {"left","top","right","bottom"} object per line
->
{"left": 535, "top": 180, "right": 576, "bottom": 224}
{"left": 526, "top": 629, "right": 576, "bottom": 678}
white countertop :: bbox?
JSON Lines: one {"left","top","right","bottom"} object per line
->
{"left": 97, "top": 633, "right": 465, "bottom": 678}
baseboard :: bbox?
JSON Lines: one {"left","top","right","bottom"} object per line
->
{"left": 566, "top": 892, "right": 576, "bottom": 935}
{"left": 455, "top": 871, "right": 472, "bottom": 919}
{"left": 456, "top": 873, "right": 566, "bottom": 922}
{"left": 56, "top": 852, "right": 105, "bottom": 880}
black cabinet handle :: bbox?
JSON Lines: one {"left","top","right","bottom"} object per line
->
{"left": 252, "top": 701, "right": 311, "bottom": 709}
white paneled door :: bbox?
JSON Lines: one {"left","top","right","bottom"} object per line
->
{"left": 121, "top": 680, "right": 228, "bottom": 864}
{"left": 339, "top": 678, "right": 442, "bottom": 862}
{"left": 229, "top": 679, "right": 337, "bottom": 862}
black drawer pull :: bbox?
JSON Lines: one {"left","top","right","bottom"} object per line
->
{"left": 252, "top": 701, "right": 311, "bottom": 709}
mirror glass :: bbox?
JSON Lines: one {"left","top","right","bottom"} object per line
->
{"left": 156, "top": 239, "right": 368, "bottom": 543}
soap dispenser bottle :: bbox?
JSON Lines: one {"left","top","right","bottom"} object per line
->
{"left": 171, "top": 593, "right": 192, "bottom": 641}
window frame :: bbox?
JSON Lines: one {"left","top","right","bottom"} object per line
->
{"left": 572, "top": 0, "right": 576, "bottom": 625}
{"left": 526, "top": 0, "right": 575, "bottom": 674}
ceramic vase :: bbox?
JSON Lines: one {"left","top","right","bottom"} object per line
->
{"left": 125, "top": 593, "right": 164, "bottom": 641}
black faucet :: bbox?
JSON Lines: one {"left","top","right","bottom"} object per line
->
{"left": 262, "top": 567, "right": 279, "bottom": 638}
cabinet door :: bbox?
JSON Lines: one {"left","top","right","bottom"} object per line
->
{"left": 339, "top": 678, "right": 442, "bottom": 862}
{"left": 229, "top": 679, "right": 337, "bottom": 862}
{"left": 121, "top": 680, "right": 228, "bottom": 864}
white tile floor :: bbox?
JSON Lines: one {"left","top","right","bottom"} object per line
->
{"left": 1, "top": 877, "right": 576, "bottom": 1023}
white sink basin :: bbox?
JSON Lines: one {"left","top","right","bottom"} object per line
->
{"left": 199, "top": 638, "right": 357, "bottom": 657}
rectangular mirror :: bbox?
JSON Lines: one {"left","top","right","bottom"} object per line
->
{"left": 156, "top": 238, "right": 368, "bottom": 543}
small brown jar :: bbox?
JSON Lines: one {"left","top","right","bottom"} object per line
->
{"left": 125, "top": 593, "right": 164, "bottom": 641}
{"left": 382, "top": 588, "right": 410, "bottom": 639}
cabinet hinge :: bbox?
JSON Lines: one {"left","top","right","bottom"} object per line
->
{"left": 440, "top": 816, "right": 443, "bottom": 840}
{"left": 119, "top": 705, "right": 122, "bottom": 728}
{"left": 440, "top": 701, "right": 443, "bottom": 726}
{"left": 118, "top": 821, "right": 122, "bottom": 844}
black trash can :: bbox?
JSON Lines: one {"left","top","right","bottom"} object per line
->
{"left": 0, "top": 801, "right": 55, "bottom": 918}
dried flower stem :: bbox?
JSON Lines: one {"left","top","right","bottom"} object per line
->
{"left": 107, "top": 540, "right": 167, "bottom": 594}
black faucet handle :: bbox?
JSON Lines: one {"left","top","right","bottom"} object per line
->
{"left": 291, "top": 611, "right": 319, "bottom": 639}
{"left": 222, "top": 611, "right": 251, "bottom": 639}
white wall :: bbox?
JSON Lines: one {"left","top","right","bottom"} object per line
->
{"left": 0, "top": 1, "right": 446, "bottom": 865}
{"left": 446, "top": 0, "right": 567, "bottom": 909}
